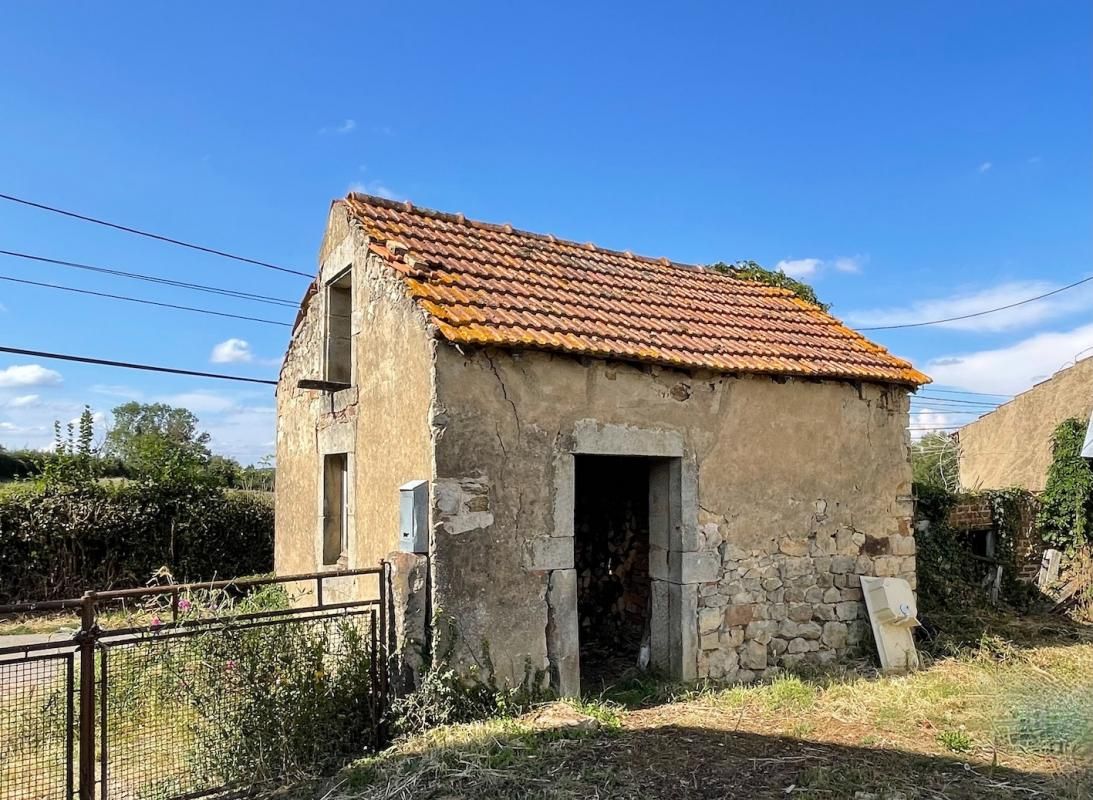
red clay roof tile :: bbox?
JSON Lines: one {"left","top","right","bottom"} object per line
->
{"left": 340, "top": 193, "right": 930, "bottom": 386}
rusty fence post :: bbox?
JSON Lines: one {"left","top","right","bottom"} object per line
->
{"left": 77, "top": 591, "right": 98, "bottom": 800}
{"left": 378, "top": 561, "right": 388, "bottom": 705}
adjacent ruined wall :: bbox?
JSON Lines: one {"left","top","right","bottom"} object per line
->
{"left": 275, "top": 206, "right": 435, "bottom": 596}
{"left": 958, "top": 357, "right": 1093, "bottom": 492}
{"left": 431, "top": 346, "right": 914, "bottom": 687}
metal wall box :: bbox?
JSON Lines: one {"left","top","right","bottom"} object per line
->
{"left": 398, "top": 480, "right": 429, "bottom": 553}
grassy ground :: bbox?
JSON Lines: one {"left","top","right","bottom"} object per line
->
{"left": 332, "top": 612, "right": 1093, "bottom": 800}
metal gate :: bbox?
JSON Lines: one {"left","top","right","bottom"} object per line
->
{"left": 0, "top": 567, "right": 389, "bottom": 800}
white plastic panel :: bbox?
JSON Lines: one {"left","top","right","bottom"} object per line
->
{"left": 399, "top": 480, "right": 429, "bottom": 554}
{"left": 861, "top": 576, "right": 920, "bottom": 673}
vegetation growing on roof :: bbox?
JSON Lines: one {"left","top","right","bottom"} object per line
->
{"left": 707, "top": 260, "right": 829, "bottom": 311}
{"left": 1038, "top": 417, "right": 1093, "bottom": 551}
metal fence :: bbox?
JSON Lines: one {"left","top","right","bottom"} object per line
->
{"left": 0, "top": 567, "right": 389, "bottom": 800}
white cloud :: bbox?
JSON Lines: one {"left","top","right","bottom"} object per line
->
{"left": 91, "top": 384, "right": 143, "bottom": 399}
{"left": 833, "top": 255, "right": 865, "bottom": 273}
{"left": 979, "top": 161, "right": 993, "bottom": 173}
{"left": 846, "top": 279, "right": 1093, "bottom": 333}
{"left": 161, "top": 391, "right": 238, "bottom": 414}
{"left": 7, "top": 394, "right": 39, "bottom": 408}
{"left": 0, "top": 388, "right": 276, "bottom": 463}
{"left": 775, "top": 255, "right": 865, "bottom": 279}
{"left": 776, "top": 258, "right": 822, "bottom": 278}
{"left": 0, "top": 364, "right": 62, "bottom": 388}
{"left": 925, "top": 322, "right": 1093, "bottom": 396}
{"left": 348, "top": 180, "right": 402, "bottom": 201}
{"left": 67, "top": 410, "right": 106, "bottom": 428}
{"left": 210, "top": 338, "right": 254, "bottom": 364}
{"left": 909, "top": 407, "right": 959, "bottom": 441}
{"left": 203, "top": 406, "right": 276, "bottom": 464}
{"left": 320, "top": 119, "right": 356, "bottom": 135}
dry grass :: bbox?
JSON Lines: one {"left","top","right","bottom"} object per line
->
{"left": 328, "top": 617, "right": 1093, "bottom": 800}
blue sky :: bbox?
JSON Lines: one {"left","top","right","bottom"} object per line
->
{"left": 0, "top": 2, "right": 1090, "bottom": 461}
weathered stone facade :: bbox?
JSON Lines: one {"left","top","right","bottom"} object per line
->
{"left": 693, "top": 519, "right": 916, "bottom": 680}
{"left": 274, "top": 205, "right": 435, "bottom": 604}
{"left": 429, "top": 346, "right": 915, "bottom": 689}
{"left": 276, "top": 201, "right": 919, "bottom": 694}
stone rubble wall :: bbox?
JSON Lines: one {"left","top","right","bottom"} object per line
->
{"left": 694, "top": 506, "right": 916, "bottom": 681}
{"left": 432, "top": 345, "right": 915, "bottom": 688}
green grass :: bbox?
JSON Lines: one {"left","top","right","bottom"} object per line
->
{"left": 330, "top": 621, "right": 1093, "bottom": 800}
{"left": 937, "top": 729, "right": 974, "bottom": 753}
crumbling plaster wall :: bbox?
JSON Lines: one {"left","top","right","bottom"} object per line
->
{"left": 431, "top": 345, "right": 914, "bottom": 688}
{"left": 275, "top": 206, "right": 435, "bottom": 596}
{"left": 958, "top": 357, "right": 1093, "bottom": 493}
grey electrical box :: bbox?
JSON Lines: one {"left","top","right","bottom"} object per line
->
{"left": 398, "top": 480, "right": 429, "bottom": 554}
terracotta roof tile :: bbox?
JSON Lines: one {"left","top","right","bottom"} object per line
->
{"left": 339, "top": 193, "right": 930, "bottom": 386}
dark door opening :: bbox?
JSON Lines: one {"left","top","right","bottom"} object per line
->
{"left": 574, "top": 455, "right": 653, "bottom": 691}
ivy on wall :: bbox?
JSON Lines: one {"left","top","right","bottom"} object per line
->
{"left": 1038, "top": 418, "right": 1093, "bottom": 551}
{"left": 913, "top": 483, "right": 1040, "bottom": 613}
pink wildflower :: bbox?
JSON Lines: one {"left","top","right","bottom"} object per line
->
{"left": 225, "top": 659, "right": 237, "bottom": 672}
{"left": 178, "top": 598, "right": 192, "bottom": 612}
{"left": 150, "top": 614, "right": 162, "bottom": 627}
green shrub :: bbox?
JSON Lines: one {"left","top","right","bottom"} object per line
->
{"left": 0, "top": 481, "right": 273, "bottom": 603}
{"left": 101, "top": 588, "right": 378, "bottom": 792}
{"left": 392, "top": 617, "right": 550, "bottom": 738}
{"left": 936, "top": 728, "right": 974, "bottom": 753}
{"left": 914, "top": 483, "right": 1043, "bottom": 616}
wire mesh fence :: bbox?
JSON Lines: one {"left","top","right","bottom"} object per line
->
{"left": 0, "top": 652, "right": 75, "bottom": 800}
{"left": 0, "top": 567, "right": 388, "bottom": 800}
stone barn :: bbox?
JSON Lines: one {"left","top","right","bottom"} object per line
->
{"left": 275, "top": 193, "right": 929, "bottom": 695}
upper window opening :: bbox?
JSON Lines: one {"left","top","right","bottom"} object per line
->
{"left": 324, "top": 269, "right": 352, "bottom": 385}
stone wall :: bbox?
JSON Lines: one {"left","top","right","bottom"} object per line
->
{"left": 430, "top": 345, "right": 914, "bottom": 688}
{"left": 275, "top": 206, "right": 436, "bottom": 598}
{"left": 695, "top": 520, "right": 916, "bottom": 679}
{"left": 276, "top": 209, "right": 918, "bottom": 688}
{"left": 959, "top": 357, "right": 1093, "bottom": 492}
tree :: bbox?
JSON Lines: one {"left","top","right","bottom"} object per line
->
{"left": 44, "top": 406, "right": 98, "bottom": 485}
{"left": 104, "top": 402, "right": 212, "bottom": 480}
{"left": 707, "top": 260, "right": 829, "bottom": 311}
{"left": 911, "top": 431, "right": 959, "bottom": 492}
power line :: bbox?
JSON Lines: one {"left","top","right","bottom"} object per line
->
{"left": 911, "top": 410, "right": 985, "bottom": 416}
{"left": 0, "top": 273, "right": 291, "bottom": 327}
{"left": 921, "top": 388, "right": 1013, "bottom": 399}
{"left": 0, "top": 249, "right": 298, "bottom": 308}
{"left": 912, "top": 395, "right": 1001, "bottom": 408}
{"left": 0, "top": 192, "right": 312, "bottom": 279}
{"left": 858, "top": 274, "right": 1093, "bottom": 331}
{"left": 0, "top": 345, "right": 277, "bottom": 386}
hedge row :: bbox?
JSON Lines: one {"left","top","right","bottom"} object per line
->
{"left": 0, "top": 482, "right": 274, "bottom": 603}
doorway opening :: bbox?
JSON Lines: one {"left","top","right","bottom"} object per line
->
{"left": 573, "top": 454, "right": 656, "bottom": 691}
